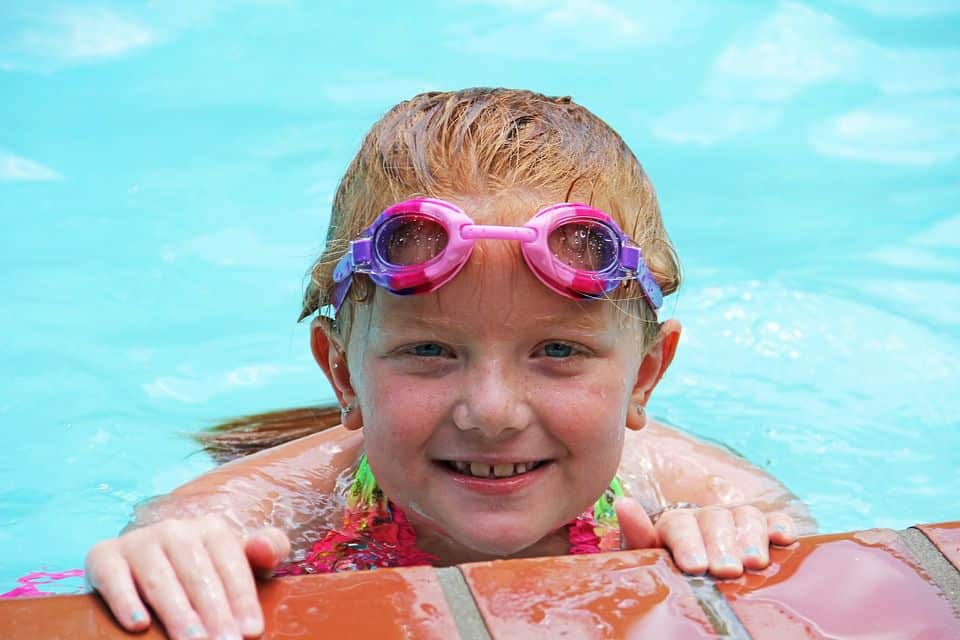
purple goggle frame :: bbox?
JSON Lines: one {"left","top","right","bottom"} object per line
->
{"left": 330, "top": 198, "right": 663, "bottom": 314}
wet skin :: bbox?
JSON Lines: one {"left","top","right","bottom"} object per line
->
{"left": 84, "top": 196, "right": 812, "bottom": 639}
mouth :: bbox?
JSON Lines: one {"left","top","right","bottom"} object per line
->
{"left": 438, "top": 460, "right": 548, "bottom": 479}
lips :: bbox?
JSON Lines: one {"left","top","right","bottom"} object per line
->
{"left": 442, "top": 460, "right": 546, "bottom": 478}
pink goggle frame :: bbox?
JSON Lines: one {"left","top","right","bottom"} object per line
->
{"left": 330, "top": 198, "right": 663, "bottom": 314}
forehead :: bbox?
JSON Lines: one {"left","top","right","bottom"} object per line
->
{"left": 358, "top": 240, "right": 632, "bottom": 337}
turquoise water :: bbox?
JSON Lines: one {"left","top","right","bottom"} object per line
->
{"left": 1, "top": 1, "right": 958, "bottom": 591}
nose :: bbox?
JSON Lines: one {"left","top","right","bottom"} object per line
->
{"left": 452, "top": 357, "right": 533, "bottom": 439}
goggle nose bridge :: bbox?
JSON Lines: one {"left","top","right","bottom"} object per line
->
{"left": 460, "top": 224, "right": 538, "bottom": 243}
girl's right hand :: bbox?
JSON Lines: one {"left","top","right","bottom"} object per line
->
{"left": 84, "top": 514, "right": 290, "bottom": 640}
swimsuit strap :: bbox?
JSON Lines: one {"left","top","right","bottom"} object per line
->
{"left": 276, "top": 454, "right": 622, "bottom": 575}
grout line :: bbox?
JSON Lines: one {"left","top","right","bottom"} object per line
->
{"left": 686, "top": 576, "right": 753, "bottom": 639}
{"left": 899, "top": 528, "right": 960, "bottom": 619}
{"left": 434, "top": 567, "right": 492, "bottom": 640}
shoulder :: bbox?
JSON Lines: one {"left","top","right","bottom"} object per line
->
{"left": 174, "top": 426, "right": 365, "bottom": 497}
{"left": 622, "top": 421, "right": 766, "bottom": 503}
{"left": 621, "top": 421, "right": 815, "bottom": 531}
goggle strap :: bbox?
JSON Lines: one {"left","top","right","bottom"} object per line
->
{"left": 619, "top": 244, "right": 640, "bottom": 271}
{"left": 638, "top": 270, "right": 664, "bottom": 310}
{"left": 331, "top": 238, "right": 375, "bottom": 312}
{"left": 352, "top": 237, "right": 373, "bottom": 265}
{"left": 332, "top": 274, "right": 352, "bottom": 312}
{"left": 333, "top": 248, "right": 356, "bottom": 285}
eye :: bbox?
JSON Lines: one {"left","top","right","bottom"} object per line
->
{"left": 541, "top": 342, "right": 575, "bottom": 358}
{"left": 411, "top": 343, "right": 448, "bottom": 358}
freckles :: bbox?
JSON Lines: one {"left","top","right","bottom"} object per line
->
{"left": 370, "top": 380, "right": 447, "bottom": 441}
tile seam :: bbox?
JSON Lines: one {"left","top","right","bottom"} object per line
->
{"left": 899, "top": 527, "right": 960, "bottom": 619}
{"left": 686, "top": 575, "right": 753, "bottom": 640}
{"left": 434, "top": 567, "right": 492, "bottom": 640}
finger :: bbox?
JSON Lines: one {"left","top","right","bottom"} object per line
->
{"left": 127, "top": 543, "right": 208, "bottom": 640}
{"left": 245, "top": 527, "right": 291, "bottom": 576}
{"left": 615, "top": 497, "right": 659, "bottom": 550}
{"left": 733, "top": 505, "right": 769, "bottom": 570}
{"left": 656, "top": 510, "right": 708, "bottom": 574}
{"left": 206, "top": 528, "right": 264, "bottom": 638}
{"left": 164, "top": 531, "right": 241, "bottom": 640}
{"left": 767, "top": 512, "right": 798, "bottom": 546}
{"left": 85, "top": 542, "right": 152, "bottom": 632}
{"left": 697, "top": 508, "right": 742, "bottom": 578}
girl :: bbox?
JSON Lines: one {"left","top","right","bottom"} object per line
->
{"left": 86, "top": 88, "right": 813, "bottom": 640}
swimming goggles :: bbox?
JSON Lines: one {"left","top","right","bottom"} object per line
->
{"left": 330, "top": 198, "right": 663, "bottom": 314}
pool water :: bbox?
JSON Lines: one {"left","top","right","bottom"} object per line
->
{"left": 1, "top": 1, "right": 958, "bottom": 592}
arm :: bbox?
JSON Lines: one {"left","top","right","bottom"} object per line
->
{"left": 87, "top": 426, "right": 361, "bottom": 640}
{"left": 128, "top": 426, "right": 363, "bottom": 552}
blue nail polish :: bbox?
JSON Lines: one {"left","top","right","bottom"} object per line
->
{"left": 720, "top": 554, "right": 738, "bottom": 566}
{"left": 130, "top": 610, "right": 145, "bottom": 623}
{"left": 744, "top": 545, "right": 760, "bottom": 557}
{"left": 772, "top": 524, "right": 786, "bottom": 533}
{"left": 186, "top": 625, "right": 206, "bottom": 639}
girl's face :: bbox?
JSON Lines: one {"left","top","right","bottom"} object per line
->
{"left": 324, "top": 195, "right": 668, "bottom": 560}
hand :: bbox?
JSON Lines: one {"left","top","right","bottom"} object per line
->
{"left": 615, "top": 497, "right": 797, "bottom": 578}
{"left": 85, "top": 514, "right": 290, "bottom": 639}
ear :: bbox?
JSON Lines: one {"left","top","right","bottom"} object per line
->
{"left": 625, "top": 319, "right": 681, "bottom": 431}
{"left": 310, "top": 317, "right": 363, "bottom": 430}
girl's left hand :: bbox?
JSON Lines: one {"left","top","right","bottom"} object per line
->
{"left": 614, "top": 497, "right": 797, "bottom": 578}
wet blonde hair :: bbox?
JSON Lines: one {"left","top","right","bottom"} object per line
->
{"left": 300, "top": 88, "right": 680, "bottom": 343}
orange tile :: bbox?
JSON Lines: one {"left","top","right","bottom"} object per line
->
{"left": 0, "top": 567, "right": 458, "bottom": 640}
{"left": 917, "top": 521, "right": 960, "bottom": 571}
{"left": 0, "top": 592, "right": 167, "bottom": 640}
{"left": 259, "top": 566, "right": 459, "bottom": 639}
{"left": 716, "top": 529, "right": 960, "bottom": 639}
{"left": 459, "top": 550, "right": 717, "bottom": 639}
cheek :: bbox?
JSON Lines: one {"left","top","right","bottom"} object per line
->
{"left": 542, "top": 377, "right": 628, "bottom": 443}
{"left": 358, "top": 365, "right": 451, "bottom": 443}
{"left": 566, "top": 369, "right": 633, "bottom": 465}
{"left": 561, "top": 368, "right": 631, "bottom": 418}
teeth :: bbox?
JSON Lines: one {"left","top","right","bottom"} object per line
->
{"left": 493, "top": 463, "right": 514, "bottom": 477}
{"left": 452, "top": 461, "right": 541, "bottom": 478}
{"left": 470, "top": 462, "right": 492, "bottom": 477}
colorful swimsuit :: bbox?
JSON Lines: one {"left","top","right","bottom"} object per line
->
{"left": 276, "top": 454, "right": 623, "bottom": 575}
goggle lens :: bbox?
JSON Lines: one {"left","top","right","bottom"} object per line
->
{"left": 547, "top": 219, "right": 619, "bottom": 273}
{"left": 375, "top": 214, "right": 449, "bottom": 267}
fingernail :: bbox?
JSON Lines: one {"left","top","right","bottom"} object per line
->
{"left": 744, "top": 545, "right": 760, "bottom": 557}
{"left": 130, "top": 610, "right": 146, "bottom": 623}
{"left": 720, "top": 554, "right": 739, "bottom": 567}
{"left": 240, "top": 616, "right": 263, "bottom": 636}
{"left": 687, "top": 554, "right": 707, "bottom": 569}
{"left": 186, "top": 625, "right": 207, "bottom": 639}
{"left": 216, "top": 632, "right": 242, "bottom": 640}
{"left": 772, "top": 524, "right": 786, "bottom": 533}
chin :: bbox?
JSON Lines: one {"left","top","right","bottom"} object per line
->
{"left": 448, "top": 516, "right": 557, "bottom": 558}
